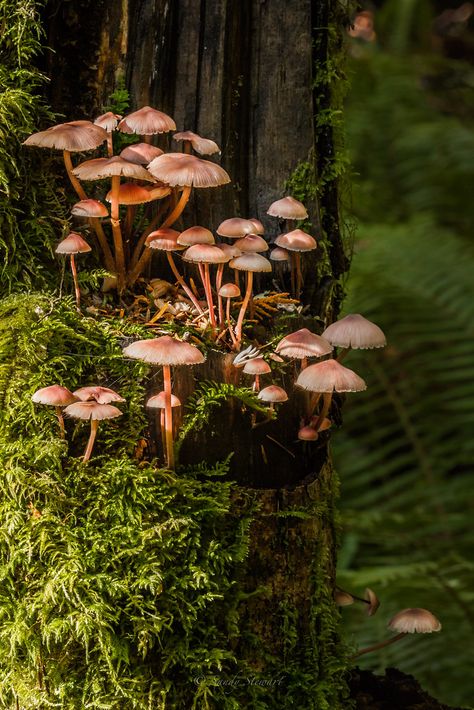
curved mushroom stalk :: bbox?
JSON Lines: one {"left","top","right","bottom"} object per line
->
{"left": 83, "top": 419, "right": 99, "bottom": 462}
{"left": 110, "top": 175, "right": 126, "bottom": 292}
{"left": 350, "top": 632, "right": 406, "bottom": 660}
{"left": 69, "top": 254, "right": 81, "bottom": 312}
{"left": 234, "top": 272, "right": 253, "bottom": 348}
{"left": 54, "top": 406, "right": 66, "bottom": 439}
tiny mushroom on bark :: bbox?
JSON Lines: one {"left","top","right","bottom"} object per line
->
{"left": 217, "top": 217, "right": 256, "bottom": 239}
{"left": 123, "top": 336, "right": 205, "bottom": 470}
{"left": 296, "top": 359, "right": 366, "bottom": 433}
{"left": 177, "top": 226, "right": 215, "bottom": 246}
{"left": 335, "top": 587, "right": 380, "bottom": 616}
{"left": 120, "top": 143, "right": 164, "bottom": 165}
{"left": 73, "top": 386, "right": 125, "bottom": 404}
{"left": 229, "top": 252, "right": 272, "bottom": 348}
{"left": 55, "top": 232, "right": 91, "bottom": 311}
{"left": 31, "top": 385, "right": 77, "bottom": 438}
{"left": 352, "top": 608, "right": 441, "bottom": 660}
{"left": 243, "top": 357, "right": 271, "bottom": 391}
{"left": 234, "top": 234, "right": 269, "bottom": 253}
{"left": 257, "top": 384, "right": 288, "bottom": 410}
{"left": 322, "top": 313, "right": 387, "bottom": 360}
{"left": 274, "top": 229, "right": 317, "bottom": 299}
{"left": 64, "top": 401, "right": 123, "bottom": 462}
{"left": 118, "top": 106, "right": 176, "bottom": 140}
{"left": 94, "top": 112, "right": 121, "bottom": 155}
{"left": 267, "top": 196, "right": 308, "bottom": 221}
{"left": 71, "top": 199, "right": 109, "bottom": 219}
{"left": 146, "top": 391, "right": 182, "bottom": 453}
{"left": 173, "top": 130, "right": 220, "bottom": 155}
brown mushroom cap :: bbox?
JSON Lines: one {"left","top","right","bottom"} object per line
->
{"left": 229, "top": 252, "right": 272, "bottom": 273}
{"left": 146, "top": 391, "right": 181, "bottom": 408}
{"left": 183, "top": 244, "right": 229, "bottom": 264}
{"left": 234, "top": 235, "right": 269, "bottom": 253}
{"left": 270, "top": 247, "right": 290, "bottom": 262}
{"left": 298, "top": 426, "right": 319, "bottom": 441}
{"left": 322, "top": 314, "right": 387, "bottom": 350}
{"left": 217, "top": 217, "right": 256, "bottom": 238}
{"left": 267, "top": 196, "right": 308, "bottom": 220}
{"left": 118, "top": 106, "right": 176, "bottom": 135}
{"left": 217, "top": 243, "right": 242, "bottom": 259}
{"left": 147, "top": 152, "right": 230, "bottom": 188}
{"left": 120, "top": 143, "right": 164, "bottom": 165}
{"left": 249, "top": 218, "right": 265, "bottom": 234}
{"left": 218, "top": 283, "right": 241, "bottom": 298}
{"left": 388, "top": 608, "right": 441, "bottom": 634}
{"left": 64, "top": 401, "right": 123, "bottom": 421}
{"left": 71, "top": 199, "right": 109, "bottom": 218}
{"left": 145, "top": 228, "right": 183, "bottom": 251}
{"left": 123, "top": 335, "right": 205, "bottom": 366}
{"left": 276, "top": 328, "right": 333, "bottom": 359}
{"left": 243, "top": 358, "right": 271, "bottom": 375}
{"left": 257, "top": 385, "right": 288, "bottom": 403}
{"left": 335, "top": 590, "right": 355, "bottom": 607}
{"left": 55, "top": 232, "right": 91, "bottom": 255}
{"left": 23, "top": 120, "right": 108, "bottom": 152}
{"left": 177, "top": 226, "right": 215, "bottom": 246}
{"left": 32, "top": 385, "right": 77, "bottom": 407}
{"left": 94, "top": 112, "right": 121, "bottom": 131}
{"left": 274, "top": 229, "right": 317, "bottom": 252}
{"left": 73, "top": 386, "right": 125, "bottom": 404}
{"left": 296, "top": 359, "right": 367, "bottom": 393}
{"left": 73, "top": 156, "right": 155, "bottom": 182}
{"left": 365, "top": 588, "right": 381, "bottom": 617}
{"left": 173, "top": 130, "right": 220, "bottom": 155}
{"left": 105, "top": 183, "right": 153, "bottom": 205}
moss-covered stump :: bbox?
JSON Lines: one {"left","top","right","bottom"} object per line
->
{"left": 0, "top": 294, "right": 348, "bottom": 708}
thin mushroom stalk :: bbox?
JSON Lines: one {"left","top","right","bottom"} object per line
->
{"left": 54, "top": 407, "right": 66, "bottom": 439}
{"left": 313, "top": 391, "right": 332, "bottom": 432}
{"left": 234, "top": 272, "right": 253, "bottom": 348}
{"left": 69, "top": 254, "right": 82, "bottom": 311}
{"left": 83, "top": 420, "right": 99, "bottom": 462}
{"left": 110, "top": 175, "right": 126, "bottom": 291}
{"left": 167, "top": 252, "right": 204, "bottom": 314}
{"left": 350, "top": 632, "right": 406, "bottom": 660}
{"left": 162, "top": 364, "right": 175, "bottom": 470}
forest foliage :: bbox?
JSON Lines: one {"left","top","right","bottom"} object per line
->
{"left": 334, "top": 11, "right": 474, "bottom": 707}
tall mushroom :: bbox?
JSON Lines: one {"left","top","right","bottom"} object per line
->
{"left": 229, "top": 252, "right": 272, "bottom": 348}
{"left": 182, "top": 244, "right": 229, "bottom": 329}
{"left": 55, "top": 232, "right": 91, "bottom": 311}
{"left": 243, "top": 357, "right": 271, "bottom": 392}
{"left": 322, "top": 313, "right": 387, "bottom": 360}
{"left": 123, "top": 336, "right": 205, "bottom": 469}
{"left": 274, "top": 229, "right": 317, "bottom": 299}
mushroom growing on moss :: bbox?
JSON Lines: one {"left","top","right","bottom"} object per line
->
{"left": 55, "top": 232, "right": 91, "bottom": 311}
{"left": 64, "top": 401, "right": 123, "bottom": 462}
{"left": 31, "top": 385, "right": 77, "bottom": 438}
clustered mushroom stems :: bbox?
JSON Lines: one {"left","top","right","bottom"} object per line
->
{"left": 167, "top": 252, "right": 204, "bottom": 315}
{"left": 234, "top": 271, "right": 254, "bottom": 347}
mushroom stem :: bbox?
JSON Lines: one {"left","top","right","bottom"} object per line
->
{"left": 204, "top": 264, "right": 217, "bottom": 330}
{"left": 83, "top": 419, "right": 99, "bottom": 462}
{"left": 162, "top": 364, "right": 175, "bottom": 470}
{"left": 313, "top": 392, "right": 332, "bottom": 433}
{"left": 69, "top": 254, "right": 81, "bottom": 312}
{"left": 254, "top": 374, "right": 260, "bottom": 392}
{"left": 159, "top": 410, "right": 167, "bottom": 459}
{"left": 183, "top": 141, "right": 192, "bottom": 154}
{"left": 63, "top": 150, "right": 87, "bottom": 200}
{"left": 216, "top": 264, "right": 225, "bottom": 327}
{"left": 301, "top": 356, "right": 308, "bottom": 370}
{"left": 308, "top": 391, "right": 321, "bottom": 417}
{"left": 290, "top": 253, "right": 296, "bottom": 297}
{"left": 295, "top": 252, "right": 303, "bottom": 299}
{"left": 55, "top": 406, "right": 66, "bottom": 439}
{"left": 336, "top": 347, "right": 350, "bottom": 363}
{"left": 110, "top": 175, "right": 126, "bottom": 291}
{"left": 106, "top": 132, "right": 114, "bottom": 158}
{"left": 161, "top": 185, "right": 192, "bottom": 229}
{"left": 336, "top": 586, "right": 370, "bottom": 606}
{"left": 234, "top": 271, "right": 253, "bottom": 348}
{"left": 350, "top": 632, "right": 406, "bottom": 661}
{"left": 166, "top": 252, "right": 203, "bottom": 314}
{"left": 225, "top": 298, "right": 239, "bottom": 347}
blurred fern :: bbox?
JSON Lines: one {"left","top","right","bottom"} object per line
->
{"left": 335, "top": 41, "right": 474, "bottom": 708}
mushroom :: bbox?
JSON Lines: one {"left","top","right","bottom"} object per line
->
{"left": 177, "top": 226, "right": 215, "bottom": 246}
{"left": 173, "top": 130, "right": 220, "bottom": 155}
{"left": 23, "top": 121, "right": 114, "bottom": 271}
{"left": 94, "top": 112, "right": 121, "bottom": 156}
{"left": 229, "top": 252, "right": 272, "bottom": 348}
{"left": 128, "top": 153, "right": 230, "bottom": 286}
{"left": 322, "top": 313, "right": 387, "bottom": 361}
{"left": 217, "top": 217, "right": 256, "bottom": 239}
{"left": 248, "top": 218, "right": 265, "bottom": 234}
{"left": 257, "top": 384, "right": 288, "bottom": 410}
{"left": 297, "top": 420, "right": 331, "bottom": 441}
{"left": 335, "top": 590, "right": 355, "bottom": 607}
{"left": 296, "top": 359, "right": 366, "bottom": 433}
{"left": 218, "top": 282, "right": 241, "bottom": 335}
{"left": 276, "top": 328, "right": 333, "bottom": 370}
{"left": 182, "top": 244, "right": 229, "bottom": 329}
{"left": 71, "top": 199, "right": 109, "bottom": 219}
{"left": 73, "top": 386, "right": 125, "bottom": 404}
{"left": 31, "top": 385, "right": 77, "bottom": 438}
{"left": 335, "top": 587, "right": 380, "bottom": 616}
{"left": 274, "top": 229, "right": 317, "bottom": 299}
{"left": 55, "top": 232, "right": 91, "bottom": 311}
{"left": 118, "top": 106, "right": 176, "bottom": 143}
{"left": 123, "top": 336, "right": 205, "bottom": 469}
{"left": 64, "top": 401, "right": 123, "bottom": 462}
{"left": 267, "top": 196, "right": 308, "bottom": 221}
{"left": 120, "top": 143, "right": 164, "bottom": 165}
{"left": 243, "top": 357, "right": 271, "bottom": 392}
{"left": 234, "top": 234, "right": 269, "bottom": 253}
{"left": 146, "top": 391, "right": 182, "bottom": 455}
{"left": 351, "top": 608, "right": 441, "bottom": 660}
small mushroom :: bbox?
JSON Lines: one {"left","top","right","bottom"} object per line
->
{"left": 31, "top": 385, "right": 77, "bottom": 438}
{"left": 351, "top": 608, "right": 441, "bottom": 660}
{"left": 94, "top": 112, "right": 121, "bottom": 155}
{"left": 173, "top": 130, "right": 220, "bottom": 155}
{"left": 64, "top": 401, "right": 123, "bottom": 462}
{"left": 322, "top": 313, "right": 387, "bottom": 361}
{"left": 182, "top": 244, "right": 229, "bottom": 329}
{"left": 146, "top": 391, "right": 182, "bottom": 454}
{"left": 274, "top": 229, "right": 317, "bottom": 299}
{"left": 71, "top": 199, "right": 109, "bottom": 219}
{"left": 55, "top": 233, "right": 91, "bottom": 311}
{"left": 73, "top": 386, "right": 125, "bottom": 404}
{"left": 257, "top": 385, "right": 288, "bottom": 410}
{"left": 267, "top": 196, "right": 308, "bottom": 221}
{"left": 118, "top": 106, "right": 176, "bottom": 141}
{"left": 218, "top": 282, "right": 241, "bottom": 335}
{"left": 276, "top": 328, "right": 333, "bottom": 370}
{"left": 229, "top": 252, "right": 272, "bottom": 348}
{"left": 335, "top": 586, "right": 380, "bottom": 616}
{"left": 243, "top": 357, "right": 271, "bottom": 392}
